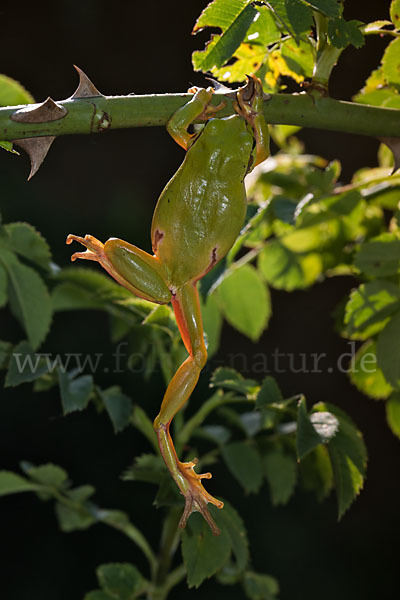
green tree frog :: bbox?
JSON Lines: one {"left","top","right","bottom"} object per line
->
{"left": 66, "top": 75, "right": 269, "bottom": 535}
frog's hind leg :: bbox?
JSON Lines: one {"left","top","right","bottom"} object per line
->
{"left": 66, "top": 234, "right": 171, "bottom": 304}
{"left": 153, "top": 282, "right": 223, "bottom": 535}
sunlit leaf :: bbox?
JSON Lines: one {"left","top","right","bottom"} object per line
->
{"left": 216, "top": 265, "right": 271, "bottom": 341}
{"left": 192, "top": 0, "right": 257, "bottom": 72}
{"left": 383, "top": 37, "right": 400, "bottom": 88}
{"left": 0, "top": 73, "right": 34, "bottom": 106}
{"left": 349, "top": 340, "right": 392, "bottom": 400}
{"left": 376, "top": 311, "right": 400, "bottom": 388}
{"left": 343, "top": 280, "right": 400, "bottom": 340}
{"left": 200, "top": 293, "right": 223, "bottom": 357}
{"left": 386, "top": 392, "right": 400, "bottom": 439}
{"left": 390, "top": 0, "right": 400, "bottom": 28}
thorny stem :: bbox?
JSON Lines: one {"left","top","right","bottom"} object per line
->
{"left": 1, "top": 91, "right": 400, "bottom": 142}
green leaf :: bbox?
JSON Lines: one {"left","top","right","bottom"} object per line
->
{"left": 245, "top": 5, "right": 281, "bottom": 46}
{"left": 304, "top": 0, "right": 340, "bottom": 18}
{"left": 22, "top": 463, "right": 68, "bottom": 488}
{"left": 299, "top": 445, "right": 333, "bottom": 501}
{"left": 383, "top": 37, "right": 400, "bottom": 88}
{"left": 258, "top": 243, "right": 323, "bottom": 291}
{"left": 213, "top": 501, "right": 249, "bottom": 571}
{"left": 386, "top": 392, "right": 400, "bottom": 439}
{"left": 122, "top": 454, "right": 165, "bottom": 484}
{"left": 328, "top": 18, "right": 365, "bottom": 49}
{"left": 98, "top": 386, "right": 133, "bottom": 433}
{"left": 0, "top": 263, "right": 7, "bottom": 307}
{"left": 268, "top": 0, "right": 313, "bottom": 39}
{"left": 377, "top": 311, "right": 400, "bottom": 388}
{"left": 200, "top": 293, "right": 223, "bottom": 357}
{"left": 192, "top": 0, "right": 257, "bottom": 72}
{"left": 210, "top": 367, "right": 258, "bottom": 395}
{"left": 58, "top": 370, "right": 93, "bottom": 414}
{"left": 296, "top": 396, "right": 323, "bottom": 459}
{"left": 343, "top": 280, "right": 400, "bottom": 340}
{"left": 350, "top": 340, "right": 392, "bottom": 400}
{"left": 390, "top": 0, "right": 400, "bottom": 28}
{"left": 0, "top": 249, "right": 52, "bottom": 349}
{"left": 222, "top": 441, "right": 263, "bottom": 493}
{"left": 243, "top": 571, "right": 280, "bottom": 600}
{"left": 0, "top": 222, "right": 52, "bottom": 271}
{"left": 256, "top": 376, "right": 283, "bottom": 409}
{"left": 55, "top": 500, "right": 95, "bottom": 532}
{"left": 0, "top": 140, "right": 19, "bottom": 154}
{"left": 281, "top": 38, "right": 315, "bottom": 80}
{"left": 0, "top": 73, "right": 34, "bottom": 106}
{"left": 264, "top": 450, "right": 297, "bottom": 506}
{"left": 97, "top": 563, "right": 145, "bottom": 599}
{"left": 131, "top": 405, "right": 159, "bottom": 452}
{"left": 182, "top": 511, "right": 231, "bottom": 588}
{"left": 55, "top": 484, "right": 96, "bottom": 531}
{"left": 0, "top": 340, "right": 11, "bottom": 369}
{"left": 315, "top": 403, "right": 367, "bottom": 519}
{"left": 354, "top": 233, "right": 400, "bottom": 276}
{"left": 0, "top": 471, "right": 38, "bottom": 496}
{"left": 84, "top": 592, "right": 114, "bottom": 600}
{"left": 51, "top": 282, "right": 103, "bottom": 311}
{"left": 5, "top": 340, "right": 49, "bottom": 387}
{"left": 216, "top": 265, "right": 271, "bottom": 341}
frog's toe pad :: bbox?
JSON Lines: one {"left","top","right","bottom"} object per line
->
{"left": 178, "top": 459, "right": 223, "bottom": 536}
{"left": 66, "top": 234, "right": 105, "bottom": 262}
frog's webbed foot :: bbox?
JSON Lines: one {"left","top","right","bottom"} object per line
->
{"left": 66, "top": 233, "right": 105, "bottom": 262}
{"left": 178, "top": 458, "right": 223, "bottom": 535}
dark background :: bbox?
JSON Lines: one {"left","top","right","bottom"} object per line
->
{"left": 0, "top": 1, "right": 399, "bottom": 599}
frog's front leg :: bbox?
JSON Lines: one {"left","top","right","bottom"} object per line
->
{"left": 167, "top": 86, "right": 226, "bottom": 150}
{"left": 154, "top": 282, "right": 223, "bottom": 536}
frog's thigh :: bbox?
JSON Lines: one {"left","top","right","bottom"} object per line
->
{"left": 104, "top": 238, "right": 171, "bottom": 304}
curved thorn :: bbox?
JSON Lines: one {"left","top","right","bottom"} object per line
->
{"left": 71, "top": 65, "right": 103, "bottom": 99}
{"left": 13, "top": 136, "right": 55, "bottom": 180}
{"left": 11, "top": 97, "right": 67, "bottom": 124}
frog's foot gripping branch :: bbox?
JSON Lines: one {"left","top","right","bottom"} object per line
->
{"left": 234, "top": 74, "right": 270, "bottom": 167}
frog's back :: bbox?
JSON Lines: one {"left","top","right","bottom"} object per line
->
{"left": 151, "top": 115, "right": 253, "bottom": 285}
